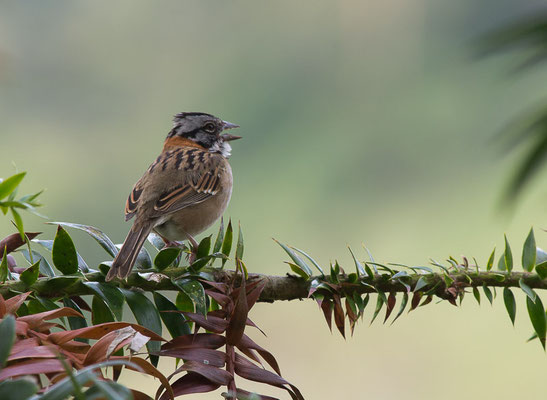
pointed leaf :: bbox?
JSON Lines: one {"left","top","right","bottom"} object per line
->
{"left": 504, "top": 235, "right": 513, "bottom": 273}
{"left": 274, "top": 239, "right": 312, "bottom": 277}
{"left": 503, "top": 287, "right": 517, "bottom": 326}
{"left": 486, "top": 247, "right": 495, "bottom": 271}
{"left": 0, "top": 247, "right": 8, "bottom": 283}
{"left": 62, "top": 297, "right": 88, "bottom": 336}
{"left": 221, "top": 220, "right": 233, "bottom": 267}
{"left": 0, "top": 172, "right": 26, "bottom": 201}
{"left": 92, "top": 295, "right": 115, "bottom": 324}
{"left": 83, "top": 282, "right": 124, "bottom": 321}
{"left": 154, "top": 247, "right": 182, "bottom": 270}
{"left": 20, "top": 261, "right": 40, "bottom": 286}
{"left": 49, "top": 222, "right": 119, "bottom": 257}
{"left": 0, "top": 315, "right": 15, "bottom": 368}
{"left": 236, "top": 222, "right": 244, "bottom": 260}
{"left": 472, "top": 287, "right": 481, "bottom": 305}
{"left": 10, "top": 208, "right": 24, "bottom": 240}
{"left": 536, "top": 261, "right": 547, "bottom": 279}
{"left": 348, "top": 246, "right": 366, "bottom": 276}
{"left": 483, "top": 284, "right": 493, "bottom": 305}
{"left": 526, "top": 295, "right": 546, "bottom": 349}
{"left": 120, "top": 289, "right": 162, "bottom": 366}
{"left": 519, "top": 278, "right": 537, "bottom": 302}
{"left": 523, "top": 228, "right": 536, "bottom": 272}
{"left": 21, "top": 249, "right": 55, "bottom": 277}
{"left": 196, "top": 235, "right": 212, "bottom": 260}
{"left": 51, "top": 226, "right": 78, "bottom": 275}
{"left": 290, "top": 246, "right": 324, "bottom": 275}
{"left": 391, "top": 292, "right": 408, "bottom": 324}
{"left": 383, "top": 292, "right": 396, "bottom": 323}
{"left": 212, "top": 218, "right": 225, "bottom": 253}
{"left": 370, "top": 292, "right": 385, "bottom": 325}
{"left": 153, "top": 292, "right": 191, "bottom": 338}
{"left": 172, "top": 279, "right": 207, "bottom": 315}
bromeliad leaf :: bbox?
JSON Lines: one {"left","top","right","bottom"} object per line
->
{"left": 51, "top": 226, "right": 78, "bottom": 275}
{"left": 522, "top": 228, "right": 536, "bottom": 272}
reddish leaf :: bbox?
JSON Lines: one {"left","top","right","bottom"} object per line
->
{"left": 204, "top": 290, "right": 231, "bottom": 307}
{"left": 8, "top": 346, "right": 57, "bottom": 361}
{"left": 420, "top": 295, "right": 433, "bottom": 307}
{"left": 48, "top": 322, "right": 164, "bottom": 344}
{"left": 332, "top": 294, "right": 345, "bottom": 338}
{"left": 0, "top": 295, "right": 6, "bottom": 317}
{"left": 199, "top": 280, "right": 227, "bottom": 293}
{"left": 18, "top": 307, "right": 83, "bottom": 329}
{"left": 227, "top": 280, "right": 249, "bottom": 345}
{"left": 84, "top": 330, "right": 131, "bottom": 365}
{"left": 10, "top": 338, "right": 39, "bottom": 354}
{"left": 70, "top": 296, "right": 92, "bottom": 312}
{"left": 181, "top": 312, "right": 228, "bottom": 333}
{"left": 383, "top": 293, "right": 396, "bottom": 323}
{"left": 238, "top": 334, "right": 281, "bottom": 376}
{"left": 175, "top": 360, "right": 232, "bottom": 385}
{"left": 246, "top": 280, "right": 266, "bottom": 311}
{"left": 319, "top": 297, "right": 333, "bottom": 331}
{"left": 159, "top": 348, "right": 226, "bottom": 368}
{"left": 409, "top": 292, "right": 422, "bottom": 312}
{"left": 15, "top": 320, "right": 29, "bottom": 336}
{"left": 162, "top": 333, "right": 225, "bottom": 351}
{"left": 131, "top": 390, "right": 154, "bottom": 400}
{"left": 0, "top": 232, "right": 40, "bottom": 255}
{"left": 159, "top": 372, "right": 220, "bottom": 400}
{"left": 5, "top": 292, "right": 31, "bottom": 314}
{"left": 0, "top": 358, "right": 67, "bottom": 380}
{"left": 236, "top": 389, "right": 279, "bottom": 400}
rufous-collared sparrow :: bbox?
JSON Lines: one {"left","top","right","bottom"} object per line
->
{"left": 106, "top": 112, "right": 241, "bottom": 281}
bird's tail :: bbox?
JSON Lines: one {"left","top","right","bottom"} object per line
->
{"left": 106, "top": 222, "right": 153, "bottom": 281}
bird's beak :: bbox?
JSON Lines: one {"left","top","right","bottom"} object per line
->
{"left": 221, "top": 120, "right": 241, "bottom": 141}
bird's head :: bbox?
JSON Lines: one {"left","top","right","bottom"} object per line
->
{"left": 167, "top": 112, "right": 241, "bottom": 157}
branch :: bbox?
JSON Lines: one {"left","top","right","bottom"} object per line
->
{"left": 1, "top": 268, "right": 546, "bottom": 301}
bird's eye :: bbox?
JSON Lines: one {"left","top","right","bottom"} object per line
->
{"left": 204, "top": 123, "right": 216, "bottom": 133}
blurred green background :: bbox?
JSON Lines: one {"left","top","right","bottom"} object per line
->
{"left": 2, "top": 1, "right": 547, "bottom": 399}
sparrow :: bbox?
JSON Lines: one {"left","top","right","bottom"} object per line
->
{"left": 105, "top": 112, "right": 241, "bottom": 281}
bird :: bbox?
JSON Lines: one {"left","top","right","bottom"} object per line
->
{"left": 105, "top": 112, "right": 241, "bottom": 281}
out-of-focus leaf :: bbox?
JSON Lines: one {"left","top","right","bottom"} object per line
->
{"left": 526, "top": 294, "right": 546, "bottom": 349}
{"left": 153, "top": 292, "right": 191, "bottom": 338}
{"left": 226, "top": 280, "right": 249, "bottom": 345}
{"left": 221, "top": 219, "right": 233, "bottom": 267}
{"left": 0, "top": 172, "right": 26, "bottom": 201}
{"left": 487, "top": 248, "right": 495, "bottom": 271}
{"left": 483, "top": 284, "right": 494, "bottom": 305}
{"left": 120, "top": 289, "right": 162, "bottom": 366}
{"left": 49, "top": 222, "right": 119, "bottom": 257}
{"left": 519, "top": 278, "right": 537, "bottom": 302}
{"left": 51, "top": 226, "right": 78, "bottom": 275}
{"left": 0, "top": 247, "right": 8, "bottom": 283}
{"left": 290, "top": 246, "right": 324, "bottom": 275}
{"left": 0, "top": 315, "right": 15, "bottom": 368}
{"left": 20, "top": 261, "right": 40, "bottom": 286}
{"left": 0, "top": 232, "right": 39, "bottom": 255}
{"left": 236, "top": 222, "right": 244, "bottom": 260}
{"left": 473, "top": 287, "right": 481, "bottom": 305}
{"left": 536, "top": 261, "right": 547, "bottom": 279}
{"left": 147, "top": 232, "right": 165, "bottom": 251}
{"left": 286, "top": 262, "right": 309, "bottom": 279}
{"left": 172, "top": 279, "right": 207, "bottom": 316}
{"left": 370, "top": 292, "right": 385, "bottom": 325}
{"left": 537, "top": 247, "right": 547, "bottom": 264}
{"left": 10, "top": 208, "right": 24, "bottom": 240}
{"left": 348, "top": 246, "right": 366, "bottom": 276}
{"left": 523, "top": 228, "right": 536, "bottom": 272}
{"left": 503, "top": 287, "right": 517, "bottom": 326}
{"left": 83, "top": 282, "right": 124, "bottom": 321}
{"left": 21, "top": 249, "right": 55, "bottom": 277}
{"left": 0, "top": 379, "right": 37, "bottom": 400}
{"left": 391, "top": 292, "right": 408, "bottom": 325}
{"left": 504, "top": 235, "right": 513, "bottom": 273}
{"left": 383, "top": 292, "right": 396, "bottom": 324}
{"left": 154, "top": 247, "right": 182, "bottom": 271}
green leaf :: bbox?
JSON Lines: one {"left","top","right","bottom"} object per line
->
{"left": 274, "top": 239, "right": 313, "bottom": 277}
{"left": 196, "top": 235, "right": 212, "bottom": 260}
{"left": 120, "top": 289, "right": 162, "bottom": 366}
{"left": 473, "top": 287, "right": 481, "bottom": 305}
{"left": 0, "top": 172, "right": 26, "bottom": 201}
{"left": 486, "top": 247, "right": 495, "bottom": 271}
{"left": 391, "top": 292, "right": 408, "bottom": 325}
{"left": 134, "top": 247, "right": 152, "bottom": 270}
{"left": 0, "top": 314, "right": 15, "bottom": 368}
{"left": 287, "top": 262, "right": 310, "bottom": 279}
{"left": 212, "top": 218, "right": 225, "bottom": 253}
{"left": 221, "top": 219, "right": 233, "bottom": 267}
{"left": 348, "top": 246, "right": 366, "bottom": 276}
{"left": 0, "top": 246, "right": 8, "bottom": 283}
{"left": 483, "top": 284, "right": 493, "bottom": 305}
{"left": 49, "top": 222, "right": 119, "bottom": 257}
{"left": 40, "top": 276, "right": 79, "bottom": 291}
{"left": 504, "top": 235, "right": 513, "bottom": 273}
{"left": 503, "top": 287, "right": 517, "bottom": 326}
{"left": 519, "top": 278, "right": 537, "bottom": 302}
{"left": 21, "top": 248, "right": 55, "bottom": 277}
{"left": 0, "top": 379, "right": 38, "bottom": 400}
{"left": 153, "top": 292, "right": 191, "bottom": 338}
{"left": 175, "top": 291, "right": 194, "bottom": 313}
{"left": 290, "top": 246, "right": 325, "bottom": 275}
{"left": 11, "top": 208, "right": 24, "bottom": 240}
{"left": 522, "top": 228, "right": 536, "bottom": 272}
{"left": 370, "top": 292, "right": 385, "bottom": 325}
{"left": 497, "top": 253, "right": 506, "bottom": 271}
{"left": 235, "top": 222, "right": 244, "bottom": 260}
{"left": 526, "top": 295, "right": 546, "bottom": 349}
{"left": 92, "top": 296, "right": 114, "bottom": 325}
{"left": 536, "top": 261, "right": 547, "bottom": 279}
{"left": 154, "top": 247, "right": 182, "bottom": 270}
{"left": 62, "top": 297, "right": 88, "bottom": 338}
{"left": 172, "top": 278, "right": 207, "bottom": 315}
{"left": 52, "top": 226, "right": 78, "bottom": 275}
{"left": 537, "top": 248, "right": 547, "bottom": 264}
{"left": 20, "top": 261, "right": 40, "bottom": 286}
{"left": 83, "top": 282, "right": 124, "bottom": 321}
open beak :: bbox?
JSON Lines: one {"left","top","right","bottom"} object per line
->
{"left": 221, "top": 120, "right": 241, "bottom": 141}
